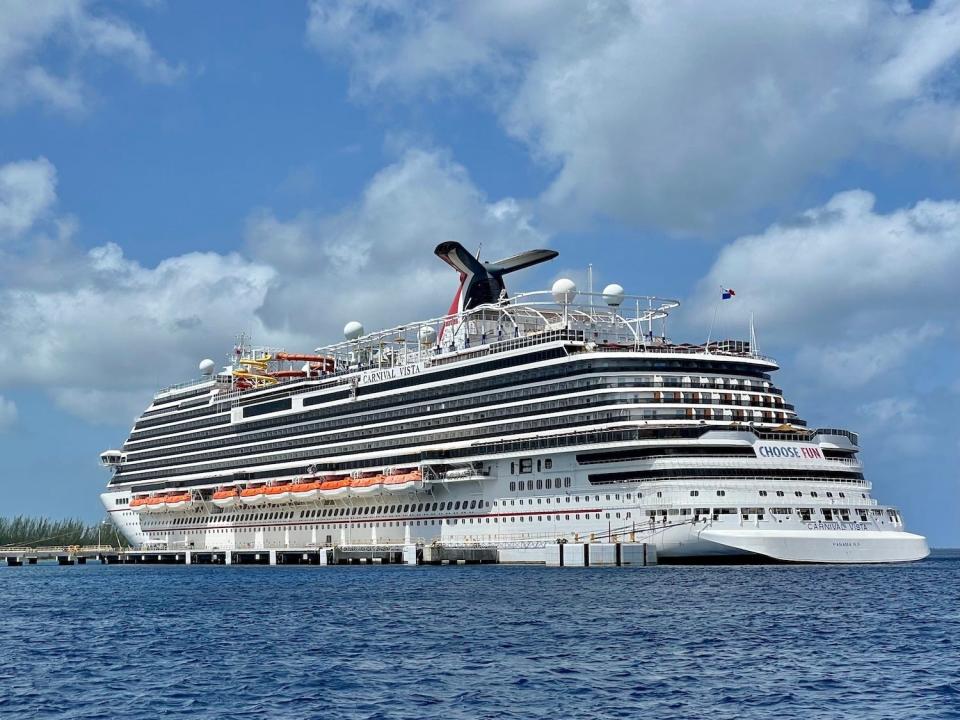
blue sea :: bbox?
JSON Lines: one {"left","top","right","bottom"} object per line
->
{"left": 2, "top": 553, "right": 958, "bottom": 720}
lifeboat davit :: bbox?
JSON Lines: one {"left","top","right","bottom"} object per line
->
{"left": 212, "top": 488, "right": 239, "bottom": 508}
{"left": 130, "top": 496, "right": 150, "bottom": 513}
{"left": 263, "top": 484, "right": 292, "bottom": 504}
{"left": 240, "top": 486, "right": 266, "bottom": 506}
{"left": 350, "top": 474, "right": 384, "bottom": 495}
{"left": 383, "top": 470, "right": 424, "bottom": 493}
{"left": 165, "top": 492, "right": 192, "bottom": 511}
{"left": 290, "top": 481, "right": 321, "bottom": 502}
{"left": 318, "top": 478, "right": 351, "bottom": 498}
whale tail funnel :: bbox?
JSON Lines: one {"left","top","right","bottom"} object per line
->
{"left": 434, "top": 241, "right": 558, "bottom": 314}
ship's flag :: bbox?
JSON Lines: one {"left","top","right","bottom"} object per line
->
{"left": 721, "top": 287, "right": 736, "bottom": 300}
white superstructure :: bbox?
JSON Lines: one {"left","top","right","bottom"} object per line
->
{"left": 100, "top": 243, "right": 928, "bottom": 563}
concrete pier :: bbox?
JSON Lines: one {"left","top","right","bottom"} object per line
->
{"left": 544, "top": 542, "right": 657, "bottom": 567}
{"left": 2, "top": 542, "right": 657, "bottom": 568}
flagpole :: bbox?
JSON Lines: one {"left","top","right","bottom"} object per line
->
{"left": 706, "top": 285, "right": 725, "bottom": 350}
{"left": 705, "top": 302, "right": 720, "bottom": 350}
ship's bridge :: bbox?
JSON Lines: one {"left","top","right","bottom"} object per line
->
{"left": 100, "top": 450, "right": 127, "bottom": 468}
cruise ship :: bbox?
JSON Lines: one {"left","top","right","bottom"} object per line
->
{"left": 99, "top": 242, "right": 929, "bottom": 563}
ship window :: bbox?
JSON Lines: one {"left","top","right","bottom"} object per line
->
{"left": 454, "top": 502, "right": 461, "bottom": 510}
{"left": 518, "top": 481, "right": 525, "bottom": 491}
{"left": 519, "top": 459, "right": 533, "bottom": 474}
{"left": 537, "top": 459, "right": 542, "bottom": 472}
{"left": 690, "top": 491, "right": 699, "bottom": 497}
{"left": 545, "top": 459, "right": 553, "bottom": 469}
{"left": 510, "top": 462, "right": 515, "bottom": 474}
{"left": 759, "top": 490, "right": 767, "bottom": 497}
{"left": 716, "top": 490, "right": 725, "bottom": 497}
{"left": 826, "top": 492, "right": 833, "bottom": 498}
{"left": 509, "top": 482, "right": 516, "bottom": 491}
{"left": 545, "top": 478, "right": 552, "bottom": 489}
{"left": 811, "top": 492, "right": 818, "bottom": 498}
{"left": 536, "top": 480, "right": 543, "bottom": 490}
{"left": 470, "top": 500, "right": 477, "bottom": 509}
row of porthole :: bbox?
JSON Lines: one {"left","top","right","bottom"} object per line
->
{"left": 159, "top": 511, "right": 634, "bottom": 536}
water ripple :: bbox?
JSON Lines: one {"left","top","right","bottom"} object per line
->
{"left": 0, "top": 559, "right": 958, "bottom": 719}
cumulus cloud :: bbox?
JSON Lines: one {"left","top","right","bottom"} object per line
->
{"left": 693, "top": 190, "right": 960, "bottom": 384}
{"left": 0, "top": 156, "right": 283, "bottom": 422}
{"left": 0, "top": 157, "right": 57, "bottom": 239}
{"left": 0, "top": 150, "right": 548, "bottom": 424}
{"left": 798, "top": 324, "right": 944, "bottom": 387}
{"left": 0, "top": 395, "right": 17, "bottom": 431}
{"left": 0, "top": 242, "right": 281, "bottom": 392}
{"left": 308, "top": 0, "right": 960, "bottom": 234}
{"left": 696, "top": 190, "right": 960, "bottom": 333}
{"left": 0, "top": 0, "right": 182, "bottom": 113}
{"left": 857, "top": 396, "right": 931, "bottom": 453}
{"left": 245, "top": 147, "right": 548, "bottom": 341}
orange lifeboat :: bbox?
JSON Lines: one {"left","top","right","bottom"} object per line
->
{"left": 318, "top": 477, "right": 351, "bottom": 498}
{"left": 240, "top": 486, "right": 266, "bottom": 506}
{"left": 383, "top": 470, "right": 424, "bottom": 493}
{"left": 130, "top": 496, "right": 150, "bottom": 512}
{"left": 350, "top": 474, "right": 384, "bottom": 495}
{"left": 290, "top": 481, "right": 321, "bottom": 502}
{"left": 212, "top": 488, "right": 239, "bottom": 508}
{"left": 145, "top": 495, "right": 168, "bottom": 512}
{"left": 263, "top": 483, "right": 292, "bottom": 504}
{"left": 165, "top": 492, "right": 192, "bottom": 511}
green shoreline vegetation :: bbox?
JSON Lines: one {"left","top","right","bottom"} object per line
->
{"left": 0, "top": 517, "right": 126, "bottom": 548}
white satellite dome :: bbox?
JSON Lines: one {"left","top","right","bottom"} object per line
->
{"left": 344, "top": 321, "right": 364, "bottom": 341}
{"left": 418, "top": 325, "right": 437, "bottom": 346}
{"left": 551, "top": 278, "right": 577, "bottom": 305}
{"left": 199, "top": 358, "right": 216, "bottom": 376}
{"left": 602, "top": 283, "right": 625, "bottom": 307}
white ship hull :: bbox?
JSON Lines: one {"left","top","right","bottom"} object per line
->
{"left": 98, "top": 246, "right": 930, "bottom": 565}
{"left": 101, "top": 448, "right": 930, "bottom": 564}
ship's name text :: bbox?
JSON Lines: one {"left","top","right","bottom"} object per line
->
{"left": 360, "top": 364, "right": 423, "bottom": 385}
{"left": 805, "top": 521, "right": 870, "bottom": 531}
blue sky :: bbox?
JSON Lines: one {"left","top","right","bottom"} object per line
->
{"left": 0, "top": 1, "right": 957, "bottom": 545}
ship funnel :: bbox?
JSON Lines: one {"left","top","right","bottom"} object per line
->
{"left": 434, "top": 241, "right": 558, "bottom": 313}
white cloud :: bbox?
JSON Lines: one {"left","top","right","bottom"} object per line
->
{"left": 859, "top": 396, "right": 920, "bottom": 426}
{"left": 0, "top": 243, "right": 280, "bottom": 390}
{"left": 798, "top": 324, "right": 944, "bottom": 387}
{"left": 308, "top": 0, "right": 960, "bottom": 234}
{"left": 0, "top": 150, "right": 548, "bottom": 424}
{"left": 696, "top": 189, "right": 960, "bottom": 334}
{"left": 0, "top": 395, "right": 16, "bottom": 431}
{"left": 693, "top": 189, "right": 960, "bottom": 386}
{"left": 51, "top": 388, "right": 156, "bottom": 427}
{"left": 0, "top": 0, "right": 182, "bottom": 113}
{"left": 245, "top": 147, "right": 548, "bottom": 341}
{"left": 857, "top": 396, "right": 931, "bottom": 453}
{"left": 0, "top": 157, "right": 57, "bottom": 239}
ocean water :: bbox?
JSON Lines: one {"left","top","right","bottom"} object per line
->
{"left": 1, "top": 554, "right": 958, "bottom": 720}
